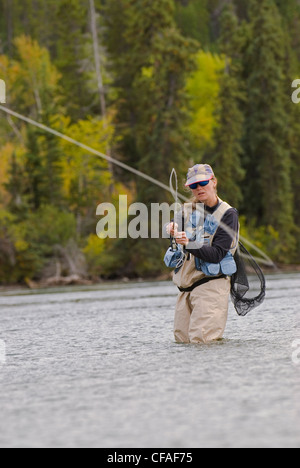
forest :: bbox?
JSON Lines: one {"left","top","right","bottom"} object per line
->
{"left": 0, "top": 0, "right": 300, "bottom": 286}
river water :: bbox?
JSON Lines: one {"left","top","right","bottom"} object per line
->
{"left": 0, "top": 273, "right": 299, "bottom": 448}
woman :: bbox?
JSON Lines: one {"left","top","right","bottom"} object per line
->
{"left": 167, "top": 164, "right": 239, "bottom": 344}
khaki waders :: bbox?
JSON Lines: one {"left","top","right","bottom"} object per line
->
{"left": 172, "top": 199, "right": 237, "bottom": 344}
{"left": 174, "top": 277, "right": 231, "bottom": 344}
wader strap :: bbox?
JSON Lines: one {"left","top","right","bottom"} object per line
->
{"left": 178, "top": 274, "right": 227, "bottom": 293}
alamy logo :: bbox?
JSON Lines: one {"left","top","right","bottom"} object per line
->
{"left": 96, "top": 196, "right": 183, "bottom": 240}
{"left": 292, "top": 339, "right": 300, "bottom": 365}
{"left": 0, "top": 79, "right": 6, "bottom": 104}
{"left": 291, "top": 79, "right": 300, "bottom": 104}
{"left": 95, "top": 195, "right": 207, "bottom": 249}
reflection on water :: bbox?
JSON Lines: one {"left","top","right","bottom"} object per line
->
{"left": 0, "top": 273, "right": 299, "bottom": 448}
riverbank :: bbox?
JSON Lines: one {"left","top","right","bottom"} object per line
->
{"left": 1, "top": 263, "right": 300, "bottom": 293}
{"left": 0, "top": 273, "right": 171, "bottom": 293}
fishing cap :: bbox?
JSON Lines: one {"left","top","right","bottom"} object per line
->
{"left": 185, "top": 164, "right": 215, "bottom": 187}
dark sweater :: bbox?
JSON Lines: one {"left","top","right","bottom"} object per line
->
{"left": 185, "top": 203, "right": 239, "bottom": 264}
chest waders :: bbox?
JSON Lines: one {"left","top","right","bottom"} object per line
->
{"left": 172, "top": 199, "right": 238, "bottom": 344}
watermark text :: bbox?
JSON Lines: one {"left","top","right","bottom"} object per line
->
{"left": 96, "top": 195, "right": 206, "bottom": 249}
{"left": 0, "top": 79, "right": 6, "bottom": 104}
{"left": 291, "top": 79, "right": 300, "bottom": 104}
{"left": 292, "top": 339, "right": 300, "bottom": 365}
{"left": 0, "top": 340, "right": 6, "bottom": 364}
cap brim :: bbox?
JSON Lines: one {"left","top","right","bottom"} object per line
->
{"left": 185, "top": 176, "right": 212, "bottom": 187}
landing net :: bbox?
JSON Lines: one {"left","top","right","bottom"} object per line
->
{"left": 231, "top": 242, "right": 266, "bottom": 316}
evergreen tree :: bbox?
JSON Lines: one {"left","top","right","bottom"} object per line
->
{"left": 244, "top": 0, "right": 295, "bottom": 259}
{"left": 104, "top": 0, "right": 176, "bottom": 180}
{"left": 4, "top": 151, "right": 24, "bottom": 215}
{"left": 38, "top": 114, "right": 64, "bottom": 208}
{"left": 103, "top": 0, "right": 199, "bottom": 276}
{"left": 277, "top": 0, "right": 300, "bottom": 261}
{"left": 274, "top": 0, "right": 300, "bottom": 24}
{"left": 18, "top": 120, "right": 64, "bottom": 214}
{"left": 0, "top": 0, "right": 58, "bottom": 55}
{"left": 174, "top": 0, "right": 210, "bottom": 45}
{"left": 104, "top": 0, "right": 198, "bottom": 203}
{"left": 54, "top": 0, "right": 91, "bottom": 121}
{"left": 210, "top": 2, "right": 246, "bottom": 207}
{"left": 23, "top": 126, "right": 45, "bottom": 211}
{"left": 289, "top": 107, "right": 300, "bottom": 260}
{"left": 133, "top": 26, "right": 199, "bottom": 203}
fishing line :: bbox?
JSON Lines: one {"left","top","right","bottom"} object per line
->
{"left": 0, "top": 105, "right": 187, "bottom": 201}
{"left": 0, "top": 105, "right": 276, "bottom": 268}
{"left": 169, "top": 167, "right": 275, "bottom": 268}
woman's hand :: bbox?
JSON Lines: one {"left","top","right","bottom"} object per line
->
{"left": 166, "top": 222, "right": 179, "bottom": 237}
{"left": 175, "top": 231, "right": 189, "bottom": 247}
{"left": 166, "top": 223, "right": 189, "bottom": 246}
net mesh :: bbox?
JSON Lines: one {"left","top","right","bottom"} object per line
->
{"left": 230, "top": 242, "right": 266, "bottom": 316}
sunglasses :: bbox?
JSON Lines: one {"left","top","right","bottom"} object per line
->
{"left": 189, "top": 180, "right": 211, "bottom": 190}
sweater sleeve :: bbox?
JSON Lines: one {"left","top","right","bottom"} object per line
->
{"left": 185, "top": 208, "right": 239, "bottom": 263}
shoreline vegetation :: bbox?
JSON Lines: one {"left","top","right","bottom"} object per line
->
{"left": 1, "top": 264, "right": 300, "bottom": 293}
{"left": 1, "top": 1, "right": 300, "bottom": 286}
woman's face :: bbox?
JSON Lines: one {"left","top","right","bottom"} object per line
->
{"left": 191, "top": 178, "right": 218, "bottom": 206}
